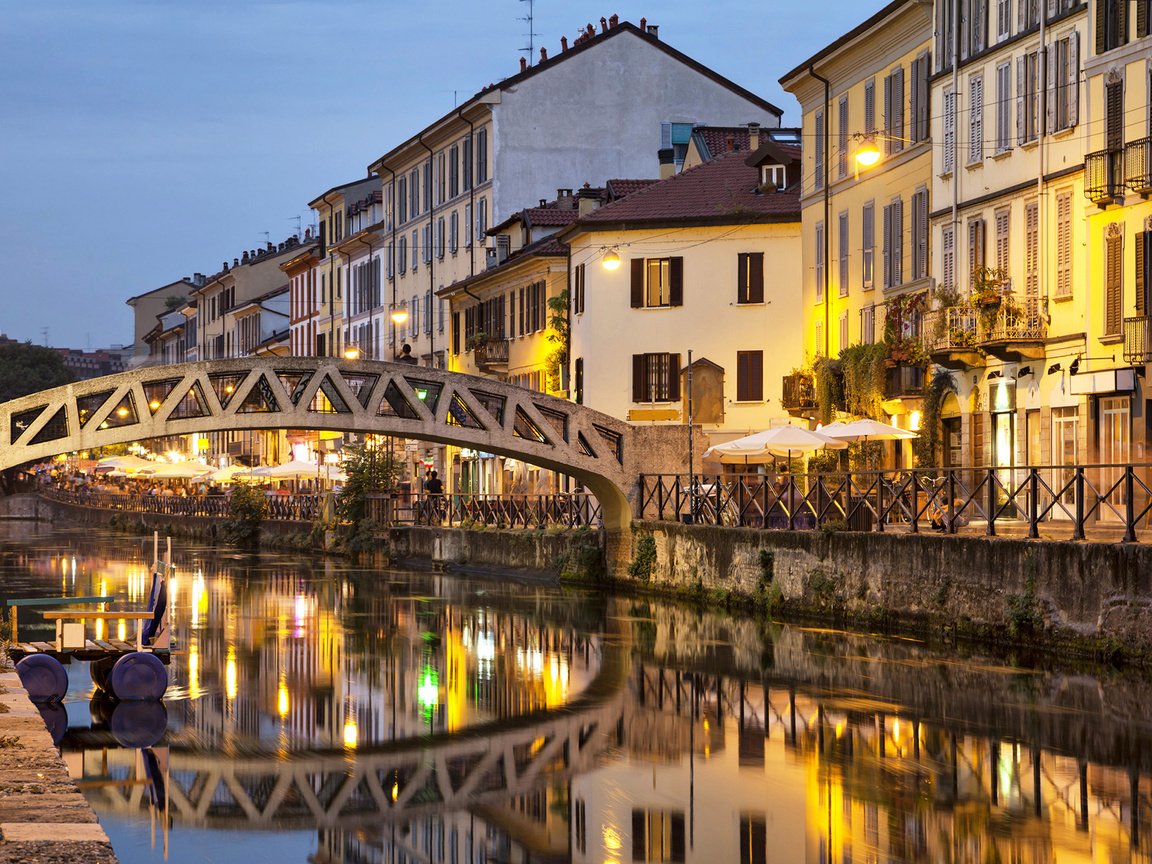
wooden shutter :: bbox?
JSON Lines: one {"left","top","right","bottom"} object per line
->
{"left": 630, "top": 258, "right": 644, "bottom": 308}
{"left": 893, "top": 199, "right": 904, "bottom": 285}
{"left": 1137, "top": 232, "right": 1147, "bottom": 316}
{"left": 1045, "top": 43, "right": 1056, "bottom": 133}
{"left": 892, "top": 67, "right": 905, "bottom": 151}
{"left": 632, "top": 355, "right": 646, "bottom": 402}
{"left": 750, "top": 253, "right": 764, "bottom": 303}
{"left": 883, "top": 72, "right": 893, "bottom": 153}
{"left": 1118, "top": 0, "right": 1128, "bottom": 47}
{"left": 1106, "top": 81, "right": 1124, "bottom": 150}
{"left": 668, "top": 353, "right": 681, "bottom": 402}
{"left": 669, "top": 257, "right": 684, "bottom": 306}
{"left": 632, "top": 811, "right": 645, "bottom": 862}
{"left": 1096, "top": 0, "right": 1107, "bottom": 54}
{"left": 969, "top": 74, "right": 983, "bottom": 163}
{"left": 1105, "top": 232, "right": 1122, "bottom": 335}
{"left": 1068, "top": 31, "right": 1079, "bottom": 127}
{"left": 737, "top": 253, "right": 749, "bottom": 303}
{"left": 864, "top": 80, "right": 875, "bottom": 133}
{"left": 882, "top": 204, "right": 892, "bottom": 288}
{"left": 738, "top": 351, "right": 764, "bottom": 401}
{"left": 1016, "top": 58, "right": 1026, "bottom": 145}
{"left": 1139, "top": 0, "right": 1149, "bottom": 38}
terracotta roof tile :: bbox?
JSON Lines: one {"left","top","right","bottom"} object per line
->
{"left": 577, "top": 151, "right": 800, "bottom": 226}
{"left": 606, "top": 178, "right": 660, "bottom": 200}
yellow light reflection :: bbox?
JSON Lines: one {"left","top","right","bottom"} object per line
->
{"left": 117, "top": 620, "right": 126, "bottom": 642}
{"left": 277, "top": 679, "right": 290, "bottom": 718}
{"left": 188, "top": 643, "right": 201, "bottom": 700}
{"left": 391, "top": 782, "right": 399, "bottom": 802}
{"left": 225, "top": 646, "right": 237, "bottom": 701}
{"left": 343, "top": 717, "right": 358, "bottom": 749}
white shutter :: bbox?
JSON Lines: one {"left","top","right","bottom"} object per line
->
{"left": 883, "top": 204, "right": 892, "bottom": 288}
{"left": 893, "top": 199, "right": 904, "bottom": 285}
{"left": 1016, "top": 57, "right": 1025, "bottom": 145}
{"left": 1067, "top": 31, "right": 1079, "bottom": 127}
{"left": 969, "top": 75, "right": 984, "bottom": 163}
{"left": 1045, "top": 45, "right": 1056, "bottom": 133}
{"left": 943, "top": 89, "right": 956, "bottom": 173}
{"left": 893, "top": 67, "right": 905, "bottom": 151}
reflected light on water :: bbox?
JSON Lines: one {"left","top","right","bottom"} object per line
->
{"left": 277, "top": 677, "right": 290, "bottom": 718}
{"left": 188, "top": 642, "right": 201, "bottom": 700}
{"left": 225, "top": 645, "right": 237, "bottom": 701}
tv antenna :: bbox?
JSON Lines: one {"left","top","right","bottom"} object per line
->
{"left": 519, "top": 0, "right": 540, "bottom": 65}
{"left": 289, "top": 215, "right": 302, "bottom": 238}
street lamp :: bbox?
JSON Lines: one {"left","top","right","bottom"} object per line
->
{"left": 601, "top": 248, "right": 621, "bottom": 271}
{"left": 390, "top": 305, "right": 409, "bottom": 326}
{"left": 853, "top": 133, "right": 881, "bottom": 167}
{"left": 343, "top": 346, "right": 361, "bottom": 361}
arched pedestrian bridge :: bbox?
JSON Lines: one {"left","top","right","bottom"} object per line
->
{"left": 0, "top": 358, "right": 669, "bottom": 528}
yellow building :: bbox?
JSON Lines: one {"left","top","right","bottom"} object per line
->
{"left": 779, "top": 0, "right": 935, "bottom": 451}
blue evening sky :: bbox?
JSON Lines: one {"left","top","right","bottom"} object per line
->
{"left": 0, "top": 0, "right": 883, "bottom": 350}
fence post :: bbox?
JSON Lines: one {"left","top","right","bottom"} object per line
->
{"left": 1073, "top": 467, "right": 1085, "bottom": 541}
{"left": 946, "top": 471, "right": 957, "bottom": 535}
{"left": 1124, "top": 466, "right": 1136, "bottom": 543}
{"left": 1028, "top": 468, "right": 1039, "bottom": 539}
{"left": 875, "top": 473, "right": 884, "bottom": 533}
{"left": 985, "top": 468, "right": 996, "bottom": 537}
{"left": 713, "top": 477, "right": 722, "bottom": 527}
{"left": 909, "top": 469, "right": 919, "bottom": 533}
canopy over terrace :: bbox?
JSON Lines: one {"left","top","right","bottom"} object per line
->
{"left": 703, "top": 426, "right": 847, "bottom": 465}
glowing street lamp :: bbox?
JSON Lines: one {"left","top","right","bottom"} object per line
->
{"left": 854, "top": 134, "right": 881, "bottom": 167}
{"left": 390, "top": 305, "right": 409, "bottom": 326}
{"left": 601, "top": 248, "right": 621, "bottom": 271}
{"left": 343, "top": 345, "right": 361, "bottom": 360}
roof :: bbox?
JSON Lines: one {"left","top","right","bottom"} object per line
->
{"left": 779, "top": 0, "right": 916, "bottom": 86}
{"left": 440, "top": 235, "right": 568, "bottom": 297}
{"left": 125, "top": 279, "right": 196, "bottom": 306}
{"left": 371, "top": 20, "right": 782, "bottom": 169}
{"left": 307, "top": 176, "right": 380, "bottom": 209}
{"left": 691, "top": 126, "right": 803, "bottom": 163}
{"left": 605, "top": 179, "right": 660, "bottom": 200}
{"left": 566, "top": 150, "right": 800, "bottom": 231}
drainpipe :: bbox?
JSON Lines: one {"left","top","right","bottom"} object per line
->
{"left": 809, "top": 64, "right": 831, "bottom": 359}
{"left": 378, "top": 163, "right": 399, "bottom": 356}
{"left": 418, "top": 134, "right": 436, "bottom": 367}
{"left": 951, "top": 0, "right": 959, "bottom": 297}
{"left": 1037, "top": 5, "right": 1047, "bottom": 311}
{"left": 326, "top": 200, "right": 336, "bottom": 358}
{"left": 457, "top": 108, "right": 478, "bottom": 278}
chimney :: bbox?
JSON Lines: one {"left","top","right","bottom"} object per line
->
{"left": 222, "top": 262, "right": 229, "bottom": 272}
{"left": 540, "top": 46, "right": 547, "bottom": 62}
{"left": 640, "top": 17, "right": 646, "bottom": 30}
{"left": 560, "top": 35, "right": 568, "bottom": 51}
{"left": 540, "top": 199, "right": 548, "bottom": 207}
{"left": 266, "top": 241, "right": 274, "bottom": 252}
{"left": 725, "top": 135, "right": 735, "bottom": 152}
{"left": 748, "top": 122, "right": 761, "bottom": 150}
{"left": 658, "top": 148, "right": 675, "bottom": 180}
{"left": 520, "top": 56, "right": 528, "bottom": 72}
{"left": 647, "top": 24, "right": 659, "bottom": 37}
{"left": 576, "top": 183, "right": 601, "bottom": 216}
{"left": 233, "top": 258, "right": 240, "bottom": 267}
{"left": 600, "top": 17, "right": 607, "bottom": 32}
{"left": 241, "top": 251, "right": 249, "bottom": 263}
{"left": 609, "top": 13, "right": 618, "bottom": 27}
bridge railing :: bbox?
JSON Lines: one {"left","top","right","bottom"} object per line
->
{"left": 640, "top": 463, "right": 1152, "bottom": 542}
{"left": 411, "top": 492, "right": 602, "bottom": 530}
{"left": 41, "top": 488, "right": 320, "bottom": 522}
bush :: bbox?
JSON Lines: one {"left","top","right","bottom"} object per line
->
{"left": 222, "top": 482, "right": 267, "bottom": 547}
{"left": 627, "top": 534, "right": 657, "bottom": 582}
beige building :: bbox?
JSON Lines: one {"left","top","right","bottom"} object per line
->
{"left": 779, "top": 0, "right": 935, "bottom": 454}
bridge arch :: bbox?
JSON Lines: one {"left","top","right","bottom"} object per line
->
{"left": 0, "top": 358, "right": 638, "bottom": 528}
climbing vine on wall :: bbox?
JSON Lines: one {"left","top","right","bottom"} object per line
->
{"left": 912, "top": 369, "right": 956, "bottom": 468}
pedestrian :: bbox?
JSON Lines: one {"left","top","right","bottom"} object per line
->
{"left": 396, "top": 343, "right": 417, "bottom": 365}
{"left": 424, "top": 470, "right": 443, "bottom": 497}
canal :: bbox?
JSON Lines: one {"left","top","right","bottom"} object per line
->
{"left": 2, "top": 522, "right": 1151, "bottom": 864}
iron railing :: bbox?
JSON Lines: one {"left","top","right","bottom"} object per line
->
{"left": 410, "top": 493, "right": 602, "bottom": 529}
{"left": 923, "top": 296, "right": 1045, "bottom": 353}
{"left": 639, "top": 463, "right": 1152, "bottom": 542}
{"left": 472, "top": 338, "right": 509, "bottom": 369}
{"left": 1085, "top": 147, "right": 1124, "bottom": 204}
{"left": 922, "top": 305, "right": 978, "bottom": 353}
{"left": 42, "top": 488, "right": 320, "bottom": 521}
{"left": 781, "top": 373, "right": 816, "bottom": 412}
{"left": 1125, "top": 136, "right": 1152, "bottom": 194}
{"left": 1125, "top": 316, "right": 1152, "bottom": 365}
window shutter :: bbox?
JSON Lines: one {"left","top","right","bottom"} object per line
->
{"left": 1046, "top": 0, "right": 1056, "bottom": 21}
{"left": 669, "top": 257, "right": 684, "bottom": 306}
{"left": 1016, "top": 58, "right": 1026, "bottom": 145}
{"left": 632, "top": 355, "right": 646, "bottom": 402}
{"left": 1118, "top": 0, "right": 1128, "bottom": 46}
{"left": 737, "top": 253, "right": 749, "bottom": 302}
{"left": 1096, "top": 0, "right": 1107, "bottom": 54}
{"left": 864, "top": 80, "right": 875, "bottom": 133}
{"left": 1018, "top": 0, "right": 1026, "bottom": 33}
{"left": 1138, "top": 232, "right": 1147, "bottom": 316}
{"left": 1044, "top": 45, "right": 1057, "bottom": 133}
{"left": 883, "top": 73, "right": 893, "bottom": 153}
{"left": 668, "top": 353, "right": 681, "bottom": 401}
{"left": 1138, "top": 0, "right": 1149, "bottom": 38}
{"left": 893, "top": 67, "right": 905, "bottom": 151}
{"left": 943, "top": 89, "right": 956, "bottom": 173}
{"left": 1106, "top": 233, "right": 1122, "bottom": 334}
{"left": 882, "top": 205, "right": 892, "bottom": 288}
{"left": 630, "top": 258, "right": 644, "bottom": 308}
{"left": 969, "top": 75, "right": 983, "bottom": 163}
{"left": 632, "top": 811, "right": 646, "bottom": 861}
{"left": 893, "top": 199, "right": 904, "bottom": 285}
{"left": 1067, "top": 31, "right": 1079, "bottom": 127}
{"left": 751, "top": 252, "right": 764, "bottom": 303}
{"left": 670, "top": 814, "right": 686, "bottom": 863}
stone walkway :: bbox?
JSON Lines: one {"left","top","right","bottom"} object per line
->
{"left": 0, "top": 672, "right": 117, "bottom": 864}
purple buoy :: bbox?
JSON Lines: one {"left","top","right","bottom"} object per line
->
{"left": 16, "top": 655, "right": 68, "bottom": 702}
{"left": 108, "top": 652, "right": 167, "bottom": 701}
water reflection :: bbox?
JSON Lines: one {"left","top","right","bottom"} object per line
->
{"left": 2, "top": 524, "right": 1152, "bottom": 863}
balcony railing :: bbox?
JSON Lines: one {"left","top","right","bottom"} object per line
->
{"left": 1126, "top": 136, "right": 1152, "bottom": 194}
{"left": 472, "top": 337, "right": 509, "bottom": 370}
{"left": 1085, "top": 148, "right": 1124, "bottom": 205}
{"left": 983, "top": 295, "right": 1045, "bottom": 344}
{"left": 922, "top": 306, "right": 978, "bottom": 353}
{"left": 781, "top": 373, "right": 816, "bottom": 413}
{"left": 1125, "top": 316, "right": 1152, "bottom": 365}
{"left": 923, "top": 296, "right": 1045, "bottom": 357}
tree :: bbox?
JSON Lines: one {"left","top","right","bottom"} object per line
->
{"left": 337, "top": 440, "right": 400, "bottom": 525}
{"left": 545, "top": 288, "right": 569, "bottom": 393}
{"left": 0, "top": 342, "right": 74, "bottom": 403}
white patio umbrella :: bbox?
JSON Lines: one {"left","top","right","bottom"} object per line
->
{"left": 703, "top": 426, "right": 847, "bottom": 464}
{"left": 259, "top": 460, "right": 347, "bottom": 482}
{"left": 820, "top": 418, "right": 919, "bottom": 443}
{"left": 208, "top": 464, "right": 253, "bottom": 483}
{"left": 94, "top": 455, "right": 154, "bottom": 474}
{"left": 146, "top": 462, "right": 213, "bottom": 480}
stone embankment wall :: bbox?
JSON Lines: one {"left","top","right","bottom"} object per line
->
{"left": 0, "top": 672, "right": 118, "bottom": 863}
{"left": 623, "top": 521, "right": 1152, "bottom": 654}
{"left": 393, "top": 525, "right": 604, "bottom": 580}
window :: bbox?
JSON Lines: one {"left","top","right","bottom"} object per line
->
{"left": 1017, "top": 51, "right": 1041, "bottom": 144}
{"left": 942, "top": 89, "right": 956, "bottom": 174}
{"left": 815, "top": 223, "right": 825, "bottom": 302}
{"left": 942, "top": 223, "right": 956, "bottom": 291}
{"left": 423, "top": 160, "right": 432, "bottom": 211}
{"left": 574, "top": 357, "right": 584, "bottom": 405}
{"left": 449, "top": 211, "right": 458, "bottom": 253}
{"left": 464, "top": 204, "right": 472, "bottom": 247}
{"left": 968, "top": 217, "right": 986, "bottom": 284}
{"left": 864, "top": 80, "right": 876, "bottom": 133}
{"left": 475, "top": 128, "right": 488, "bottom": 183}
{"left": 422, "top": 225, "right": 431, "bottom": 265}
{"left": 737, "top": 253, "right": 764, "bottom": 304}
{"left": 398, "top": 236, "right": 407, "bottom": 273}
{"left": 910, "top": 52, "right": 931, "bottom": 143}
{"left": 1096, "top": 0, "right": 1128, "bottom": 54}
{"left": 912, "top": 190, "right": 928, "bottom": 280}
{"left": 736, "top": 351, "right": 764, "bottom": 401}
{"left": 937, "top": 0, "right": 956, "bottom": 70}
{"left": 860, "top": 303, "right": 877, "bottom": 344}
{"left": 995, "top": 208, "right": 1010, "bottom": 272}
{"left": 995, "top": 62, "right": 1012, "bottom": 153}
{"left": 838, "top": 96, "right": 849, "bottom": 178}
{"left": 574, "top": 263, "right": 586, "bottom": 313}
{"left": 813, "top": 110, "right": 825, "bottom": 191}
{"left": 1105, "top": 225, "right": 1123, "bottom": 336}
{"left": 839, "top": 311, "right": 849, "bottom": 352}
{"left": 968, "top": 73, "right": 984, "bottom": 164}
{"left": 884, "top": 66, "right": 905, "bottom": 154}
{"left": 462, "top": 136, "right": 473, "bottom": 191}
{"left": 961, "top": 0, "right": 988, "bottom": 59}
{"left": 862, "top": 203, "right": 875, "bottom": 289}
{"left": 449, "top": 145, "right": 459, "bottom": 198}
{"left": 1106, "top": 78, "right": 1124, "bottom": 150}
{"left": 1025, "top": 201, "right": 1038, "bottom": 295}
{"left": 411, "top": 293, "right": 420, "bottom": 335}
{"left": 814, "top": 320, "right": 824, "bottom": 357}
{"left": 411, "top": 230, "right": 419, "bottom": 272}
{"left": 883, "top": 198, "right": 903, "bottom": 289}
{"left": 1019, "top": 0, "right": 1039, "bottom": 29}
{"left": 398, "top": 177, "right": 408, "bottom": 224}
{"left": 631, "top": 257, "right": 683, "bottom": 308}
{"left": 475, "top": 198, "right": 487, "bottom": 241}
{"left": 1056, "top": 191, "right": 1073, "bottom": 298}
{"left": 436, "top": 217, "right": 445, "bottom": 259}
{"left": 439, "top": 297, "right": 445, "bottom": 334}
{"left": 410, "top": 169, "right": 420, "bottom": 218}
{"left": 632, "top": 354, "right": 681, "bottom": 403}
{"left": 838, "top": 213, "right": 849, "bottom": 297}
{"left": 997, "top": 0, "right": 1011, "bottom": 40}
{"left": 1050, "top": 33, "right": 1079, "bottom": 132}
{"left": 661, "top": 121, "right": 694, "bottom": 168}
{"left": 451, "top": 311, "right": 460, "bottom": 354}
{"left": 632, "top": 810, "right": 686, "bottom": 863}
{"left": 1137, "top": 230, "right": 1152, "bottom": 316}
{"left": 424, "top": 290, "right": 433, "bottom": 335}
{"left": 436, "top": 152, "right": 445, "bottom": 205}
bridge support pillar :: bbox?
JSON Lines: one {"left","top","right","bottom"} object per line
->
{"left": 603, "top": 525, "right": 635, "bottom": 580}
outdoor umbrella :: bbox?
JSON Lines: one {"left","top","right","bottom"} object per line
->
{"left": 819, "top": 419, "right": 919, "bottom": 443}
{"left": 208, "top": 464, "right": 253, "bottom": 483}
{"left": 703, "top": 426, "right": 847, "bottom": 464}
{"left": 95, "top": 455, "right": 155, "bottom": 474}
{"left": 146, "top": 462, "right": 213, "bottom": 480}
{"left": 260, "top": 460, "right": 347, "bottom": 482}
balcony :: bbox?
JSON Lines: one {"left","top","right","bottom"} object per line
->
{"left": 884, "top": 363, "right": 924, "bottom": 399}
{"left": 922, "top": 295, "right": 1046, "bottom": 367}
{"left": 1085, "top": 148, "right": 1123, "bottom": 206}
{"left": 1124, "top": 316, "right": 1152, "bottom": 365}
{"left": 471, "top": 337, "right": 509, "bottom": 372}
{"left": 781, "top": 373, "right": 816, "bottom": 415}
{"left": 1126, "top": 137, "right": 1152, "bottom": 196}
{"left": 922, "top": 306, "right": 984, "bottom": 369}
